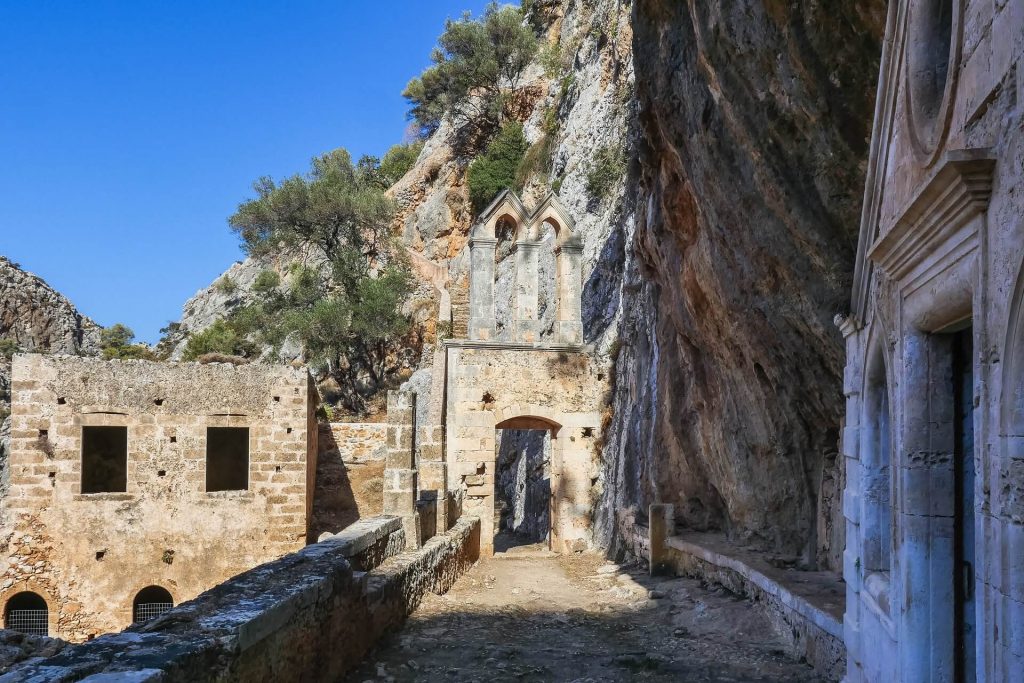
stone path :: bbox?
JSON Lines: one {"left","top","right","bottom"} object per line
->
{"left": 347, "top": 547, "right": 826, "bottom": 682}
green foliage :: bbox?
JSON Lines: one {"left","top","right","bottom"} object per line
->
{"left": 216, "top": 276, "right": 238, "bottom": 296}
{"left": 100, "top": 324, "right": 134, "bottom": 349}
{"left": 586, "top": 144, "right": 626, "bottom": 200}
{"left": 222, "top": 149, "right": 415, "bottom": 412}
{"left": 253, "top": 269, "right": 281, "bottom": 295}
{"left": 467, "top": 122, "right": 529, "bottom": 212}
{"left": 0, "top": 337, "right": 19, "bottom": 359}
{"left": 403, "top": 2, "right": 538, "bottom": 140}
{"left": 538, "top": 41, "right": 563, "bottom": 78}
{"left": 379, "top": 141, "right": 424, "bottom": 186}
{"left": 181, "top": 319, "right": 255, "bottom": 361}
{"left": 515, "top": 134, "right": 556, "bottom": 189}
{"left": 99, "top": 324, "right": 157, "bottom": 361}
{"left": 229, "top": 148, "right": 394, "bottom": 264}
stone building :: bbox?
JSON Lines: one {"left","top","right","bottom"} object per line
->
{"left": 383, "top": 191, "right": 604, "bottom": 555}
{"left": 1, "top": 355, "right": 318, "bottom": 641}
{"left": 841, "top": 1, "right": 1023, "bottom": 680}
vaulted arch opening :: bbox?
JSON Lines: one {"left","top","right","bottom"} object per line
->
{"left": 494, "top": 415, "right": 560, "bottom": 553}
{"left": 4, "top": 591, "right": 48, "bottom": 636}
{"left": 133, "top": 586, "right": 174, "bottom": 623}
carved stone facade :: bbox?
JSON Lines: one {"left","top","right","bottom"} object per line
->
{"left": 2, "top": 355, "right": 318, "bottom": 641}
{"left": 842, "top": 1, "right": 1023, "bottom": 680}
{"left": 383, "top": 192, "right": 604, "bottom": 555}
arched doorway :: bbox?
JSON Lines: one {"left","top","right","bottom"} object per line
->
{"left": 494, "top": 416, "right": 559, "bottom": 552}
{"left": 4, "top": 591, "right": 49, "bottom": 636}
{"left": 132, "top": 586, "right": 173, "bottom": 623}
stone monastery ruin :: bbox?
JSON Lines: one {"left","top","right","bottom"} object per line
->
{"left": 1, "top": 0, "right": 1024, "bottom": 681}
{"left": 4, "top": 355, "right": 318, "bottom": 640}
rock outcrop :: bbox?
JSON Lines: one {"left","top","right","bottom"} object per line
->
{"left": 0, "top": 256, "right": 101, "bottom": 358}
{"left": 0, "top": 256, "right": 102, "bottom": 486}
{"left": 598, "top": 0, "right": 886, "bottom": 569}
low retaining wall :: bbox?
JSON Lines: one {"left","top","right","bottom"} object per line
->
{"left": 664, "top": 533, "right": 845, "bottom": 681}
{"left": 1, "top": 515, "right": 480, "bottom": 683}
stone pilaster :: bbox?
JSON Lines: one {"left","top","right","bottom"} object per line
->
{"left": 383, "top": 390, "right": 420, "bottom": 549}
{"left": 555, "top": 236, "right": 584, "bottom": 345}
{"left": 416, "top": 424, "right": 448, "bottom": 533}
{"left": 513, "top": 239, "right": 541, "bottom": 342}
{"left": 468, "top": 236, "right": 497, "bottom": 341}
{"left": 649, "top": 503, "right": 675, "bottom": 576}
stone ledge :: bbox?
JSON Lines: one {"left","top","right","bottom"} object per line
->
{"left": 664, "top": 531, "right": 845, "bottom": 680}
{"left": 318, "top": 515, "right": 401, "bottom": 556}
{"left": 442, "top": 339, "right": 593, "bottom": 353}
{"left": 666, "top": 533, "right": 843, "bottom": 637}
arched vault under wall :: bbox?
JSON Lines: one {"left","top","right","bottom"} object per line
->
{"left": 443, "top": 340, "right": 604, "bottom": 555}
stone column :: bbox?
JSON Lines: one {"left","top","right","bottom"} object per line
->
{"left": 417, "top": 424, "right": 448, "bottom": 534}
{"left": 468, "top": 236, "right": 498, "bottom": 341}
{"left": 513, "top": 239, "right": 541, "bottom": 343}
{"left": 555, "top": 236, "right": 584, "bottom": 345}
{"left": 837, "top": 315, "right": 865, "bottom": 682}
{"left": 383, "top": 390, "right": 421, "bottom": 549}
{"left": 649, "top": 503, "right": 675, "bottom": 576}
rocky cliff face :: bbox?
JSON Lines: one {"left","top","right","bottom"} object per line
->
{"left": 597, "top": 0, "right": 885, "bottom": 569}
{"left": 0, "top": 255, "right": 102, "bottom": 494}
{"left": 395, "top": 0, "right": 636, "bottom": 433}
{"left": 0, "top": 256, "right": 101, "bottom": 358}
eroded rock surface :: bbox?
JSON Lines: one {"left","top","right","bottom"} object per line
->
{"left": 598, "top": 1, "right": 886, "bottom": 568}
{"left": 0, "top": 256, "right": 101, "bottom": 496}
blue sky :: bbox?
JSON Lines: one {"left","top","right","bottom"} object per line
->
{"left": 0, "top": 1, "right": 492, "bottom": 344}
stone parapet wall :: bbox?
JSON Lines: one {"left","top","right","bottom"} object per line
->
{"left": 0, "top": 515, "right": 480, "bottom": 682}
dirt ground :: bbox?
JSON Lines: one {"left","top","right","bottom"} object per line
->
{"left": 347, "top": 542, "right": 825, "bottom": 682}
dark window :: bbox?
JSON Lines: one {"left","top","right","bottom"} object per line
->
{"left": 82, "top": 426, "right": 128, "bottom": 494}
{"left": 133, "top": 586, "right": 173, "bottom": 623}
{"left": 4, "top": 592, "right": 48, "bottom": 636}
{"left": 206, "top": 427, "right": 249, "bottom": 492}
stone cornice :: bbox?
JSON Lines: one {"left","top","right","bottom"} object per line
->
{"left": 867, "top": 150, "right": 994, "bottom": 282}
{"left": 554, "top": 241, "right": 584, "bottom": 255}
{"left": 469, "top": 236, "right": 498, "bottom": 248}
{"left": 442, "top": 338, "right": 592, "bottom": 354}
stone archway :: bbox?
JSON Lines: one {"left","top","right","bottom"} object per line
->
{"left": 493, "top": 415, "right": 559, "bottom": 552}
{"left": 442, "top": 345, "right": 603, "bottom": 555}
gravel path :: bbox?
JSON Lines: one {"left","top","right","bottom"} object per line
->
{"left": 347, "top": 547, "right": 825, "bottom": 682}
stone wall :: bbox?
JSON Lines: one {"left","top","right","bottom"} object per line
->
{"left": 310, "top": 422, "right": 386, "bottom": 539}
{"left": 2, "top": 355, "right": 317, "bottom": 641}
{"left": 444, "top": 341, "right": 603, "bottom": 553}
{"left": 0, "top": 516, "right": 480, "bottom": 682}
{"left": 842, "top": 0, "right": 1024, "bottom": 679}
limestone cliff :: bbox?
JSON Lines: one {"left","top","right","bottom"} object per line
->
{"left": 394, "top": 0, "right": 636, "bottom": 429}
{"left": 598, "top": 0, "right": 886, "bottom": 569}
{"left": 0, "top": 256, "right": 101, "bottom": 358}
{"left": 0, "top": 255, "right": 102, "bottom": 493}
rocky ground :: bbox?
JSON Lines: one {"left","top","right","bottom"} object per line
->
{"left": 348, "top": 547, "right": 824, "bottom": 682}
{"left": 0, "top": 629, "right": 66, "bottom": 673}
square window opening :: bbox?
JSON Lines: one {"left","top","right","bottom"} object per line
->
{"left": 206, "top": 427, "right": 249, "bottom": 492}
{"left": 81, "top": 426, "right": 128, "bottom": 494}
